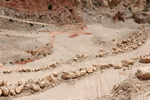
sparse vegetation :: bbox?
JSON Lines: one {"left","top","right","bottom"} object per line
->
{"left": 65, "top": 6, "right": 68, "bottom": 9}
{"left": 128, "top": 7, "right": 132, "bottom": 11}
{"left": 147, "top": 0, "right": 150, "bottom": 4}
{"left": 30, "top": 23, "right": 34, "bottom": 27}
{"left": 9, "top": 19, "right": 14, "bottom": 23}
{"left": 48, "top": 4, "right": 53, "bottom": 10}
{"left": 21, "top": 59, "right": 24, "bottom": 61}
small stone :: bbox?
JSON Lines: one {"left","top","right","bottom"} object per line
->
{"left": 73, "top": 57, "right": 78, "bottom": 61}
{"left": 52, "top": 72, "right": 58, "bottom": 77}
{"left": 95, "top": 55, "right": 99, "bottom": 58}
{"left": 122, "top": 40, "right": 127, "bottom": 44}
{"left": 99, "top": 49, "right": 104, "bottom": 52}
{"left": 31, "top": 84, "right": 40, "bottom": 92}
{"left": 68, "top": 72, "right": 76, "bottom": 79}
{"left": 86, "top": 66, "right": 94, "bottom": 73}
{"left": 61, "top": 71, "right": 76, "bottom": 79}
{"left": 128, "top": 60, "right": 134, "bottom": 65}
{"left": 0, "top": 89, "right": 2, "bottom": 96}
{"left": 99, "top": 52, "right": 104, "bottom": 57}
{"left": 137, "top": 42, "right": 142, "bottom": 46}
{"left": 0, "top": 81, "right": 2, "bottom": 87}
{"left": 49, "top": 75, "right": 57, "bottom": 83}
{"left": 61, "top": 74, "right": 70, "bottom": 80}
{"left": 112, "top": 39, "right": 115, "bottom": 41}
{"left": 136, "top": 67, "right": 150, "bottom": 79}
{"left": 113, "top": 47, "right": 117, "bottom": 51}
{"left": 101, "top": 64, "right": 110, "bottom": 69}
{"left": 92, "top": 66, "right": 97, "bottom": 71}
{"left": 26, "top": 68, "right": 31, "bottom": 72}
{"left": 7, "top": 70, "right": 12, "bottom": 73}
{"left": 114, "top": 63, "right": 122, "bottom": 69}
{"left": 9, "top": 89, "right": 16, "bottom": 96}
{"left": 3, "top": 71, "right": 7, "bottom": 74}
{"left": 22, "top": 68, "right": 27, "bottom": 72}
{"left": 1, "top": 88, "right": 10, "bottom": 96}
{"left": 74, "top": 71, "right": 81, "bottom": 78}
{"left": 121, "top": 60, "right": 129, "bottom": 67}
{"left": 139, "top": 58, "right": 150, "bottom": 63}
{"left": 80, "top": 70, "right": 86, "bottom": 76}
{"left": 18, "top": 80, "right": 25, "bottom": 86}
{"left": 15, "top": 85, "right": 24, "bottom": 94}
{"left": 39, "top": 81, "right": 46, "bottom": 89}
{"left": 1, "top": 80, "right": 8, "bottom": 87}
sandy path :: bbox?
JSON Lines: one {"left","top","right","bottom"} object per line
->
{"left": 0, "top": 15, "right": 54, "bottom": 26}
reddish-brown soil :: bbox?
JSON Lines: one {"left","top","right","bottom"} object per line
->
{"left": 0, "top": 0, "right": 75, "bottom": 12}
{"left": 0, "top": 0, "right": 82, "bottom": 24}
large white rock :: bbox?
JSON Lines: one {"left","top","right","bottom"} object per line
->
{"left": 137, "top": 67, "right": 150, "bottom": 79}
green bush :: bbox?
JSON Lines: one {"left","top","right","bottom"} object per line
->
{"left": 48, "top": 4, "right": 53, "bottom": 10}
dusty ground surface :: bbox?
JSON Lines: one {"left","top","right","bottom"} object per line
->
{"left": 0, "top": 19, "right": 150, "bottom": 100}
{"left": 0, "top": 0, "right": 150, "bottom": 100}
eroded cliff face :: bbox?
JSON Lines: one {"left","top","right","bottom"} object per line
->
{"left": 0, "top": 0, "right": 149, "bottom": 25}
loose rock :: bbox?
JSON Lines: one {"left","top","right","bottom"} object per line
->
{"left": 1, "top": 88, "right": 10, "bottom": 96}
{"left": 31, "top": 84, "right": 40, "bottom": 92}
{"left": 86, "top": 66, "right": 94, "bottom": 73}
{"left": 139, "top": 58, "right": 150, "bottom": 63}
{"left": 15, "top": 85, "right": 24, "bottom": 94}
{"left": 136, "top": 67, "right": 150, "bottom": 79}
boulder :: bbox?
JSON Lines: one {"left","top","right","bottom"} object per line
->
{"left": 136, "top": 67, "right": 150, "bottom": 79}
